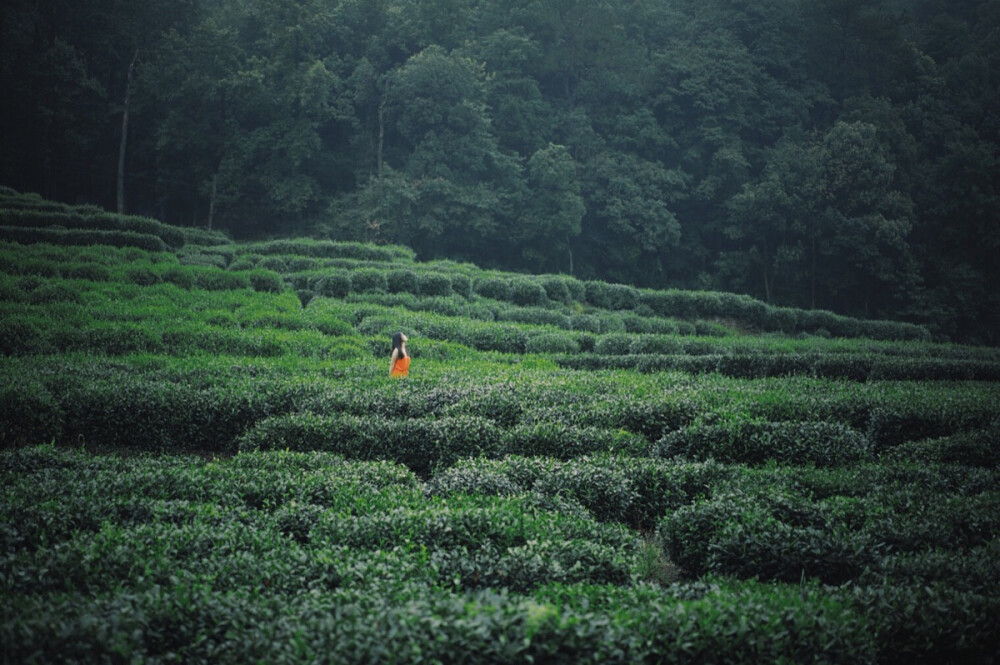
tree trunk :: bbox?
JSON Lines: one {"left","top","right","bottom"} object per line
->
{"left": 117, "top": 49, "right": 139, "bottom": 215}
{"left": 762, "top": 237, "right": 772, "bottom": 304}
{"left": 810, "top": 234, "right": 817, "bottom": 309}
{"left": 207, "top": 171, "right": 218, "bottom": 231}
{"left": 377, "top": 80, "right": 388, "bottom": 178}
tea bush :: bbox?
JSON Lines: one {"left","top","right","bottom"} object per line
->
{"left": 539, "top": 275, "right": 572, "bottom": 304}
{"left": 238, "top": 412, "right": 504, "bottom": 475}
{"left": 525, "top": 332, "right": 579, "bottom": 354}
{"left": 474, "top": 276, "right": 510, "bottom": 300}
{"left": 0, "top": 225, "right": 169, "bottom": 251}
{"left": 510, "top": 278, "right": 547, "bottom": 306}
{"left": 314, "top": 272, "right": 352, "bottom": 298}
{"left": 386, "top": 268, "right": 419, "bottom": 294}
{"left": 657, "top": 420, "right": 872, "bottom": 467}
{"left": 885, "top": 423, "right": 999, "bottom": 468}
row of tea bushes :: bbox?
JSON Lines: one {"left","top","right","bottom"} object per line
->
{"left": 0, "top": 308, "right": 364, "bottom": 359}
{"left": 884, "top": 422, "right": 1000, "bottom": 468}
{"left": 237, "top": 412, "right": 650, "bottom": 475}
{"left": 0, "top": 224, "right": 169, "bottom": 252}
{"left": 2, "top": 580, "right": 887, "bottom": 665}
{"left": 237, "top": 238, "right": 416, "bottom": 263}
{"left": 639, "top": 289, "right": 931, "bottom": 342}
{"left": 0, "top": 208, "right": 186, "bottom": 247}
{"left": 657, "top": 420, "right": 872, "bottom": 467}
{"left": 553, "top": 351, "right": 1000, "bottom": 382}
{"left": 659, "top": 475, "right": 1000, "bottom": 586}
{"left": 240, "top": 241, "right": 927, "bottom": 343}
{"left": 4, "top": 445, "right": 997, "bottom": 663}
{"left": 426, "top": 455, "right": 735, "bottom": 532}
{"left": 3, "top": 354, "right": 998, "bottom": 452}
{"left": 0, "top": 188, "right": 231, "bottom": 247}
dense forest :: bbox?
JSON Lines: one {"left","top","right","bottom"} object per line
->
{"left": 1, "top": 0, "right": 997, "bottom": 343}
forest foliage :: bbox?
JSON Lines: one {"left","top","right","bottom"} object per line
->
{"left": 1, "top": 0, "right": 998, "bottom": 343}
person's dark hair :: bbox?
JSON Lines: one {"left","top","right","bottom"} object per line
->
{"left": 391, "top": 332, "right": 408, "bottom": 358}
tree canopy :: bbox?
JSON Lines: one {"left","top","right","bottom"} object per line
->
{"left": 1, "top": 0, "right": 998, "bottom": 343}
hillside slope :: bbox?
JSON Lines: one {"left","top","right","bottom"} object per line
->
{"left": 2, "top": 189, "right": 999, "bottom": 663}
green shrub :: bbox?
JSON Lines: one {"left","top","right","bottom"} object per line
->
{"left": 351, "top": 268, "right": 387, "bottom": 293}
{"left": 0, "top": 318, "right": 49, "bottom": 355}
{"left": 658, "top": 492, "right": 880, "bottom": 584}
{"left": 583, "top": 281, "right": 612, "bottom": 309}
{"left": 246, "top": 269, "right": 284, "bottom": 293}
{"left": 510, "top": 279, "right": 547, "bottom": 307}
{"left": 418, "top": 272, "right": 452, "bottom": 297}
{"left": 525, "top": 332, "right": 580, "bottom": 354}
{"left": 193, "top": 269, "right": 251, "bottom": 291}
{"left": 473, "top": 277, "right": 510, "bottom": 301}
{"left": 296, "top": 290, "right": 314, "bottom": 307}
{"left": 676, "top": 321, "right": 696, "bottom": 336}
{"left": 26, "top": 282, "right": 83, "bottom": 304}
{"left": 570, "top": 314, "right": 601, "bottom": 333}
{"left": 594, "top": 333, "right": 635, "bottom": 355}
{"left": 240, "top": 239, "right": 413, "bottom": 262}
{"left": 694, "top": 320, "right": 730, "bottom": 337}
{"left": 502, "top": 422, "right": 648, "bottom": 459}
{"left": 0, "top": 380, "right": 63, "bottom": 447}
{"left": 623, "top": 313, "right": 681, "bottom": 334}
{"left": 630, "top": 335, "right": 683, "bottom": 355}
{"left": 65, "top": 263, "right": 111, "bottom": 281}
{"left": 386, "top": 269, "right": 419, "bottom": 294}
{"left": 657, "top": 420, "right": 872, "bottom": 467}
{"left": 314, "top": 272, "right": 352, "bottom": 298}
{"left": 179, "top": 227, "right": 231, "bottom": 246}
{"left": 498, "top": 307, "right": 571, "bottom": 329}
{"left": 833, "top": 580, "right": 1000, "bottom": 664}
{"left": 238, "top": 413, "right": 502, "bottom": 476}
{"left": 884, "top": 424, "right": 999, "bottom": 468}
{"left": 450, "top": 273, "right": 473, "bottom": 299}
{"left": 539, "top": 276, "right": 572, "bottom": 304}
{"left": 765, "top": 306, "right": 798, "bottom": 333}
{"left": 160, "top": 266, "right": 195, "bottom": 289}
{"left": 251, "top": 256, "right": 284, "bottom": 273}
{"left": 606, "top": 283, "right": 640, "bottom": 310}
{"left": 228, "top": 255, "right": 259, "bottom": 271}
{"left": 596, "top": 312, "right": 626, "bottom": 333}
{"left": 125, "top": 266, "right": 162, "bottom": 286}
{"left": 179, "top": 252, "right": 229, "bottom": 269}
{"left": 469, "top": 324, "right": 529, "bottom": 354}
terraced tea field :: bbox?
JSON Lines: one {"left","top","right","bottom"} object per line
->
{"left": 2, "top": 189, "right": 999, "bottom": 663}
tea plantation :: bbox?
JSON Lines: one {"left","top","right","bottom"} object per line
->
{"left": 2, "top": 188, "right": 999, "bottom": 663}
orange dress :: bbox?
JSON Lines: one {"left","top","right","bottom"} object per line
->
{"left": 391, "top": 355, "right": 410, "bottom": 377}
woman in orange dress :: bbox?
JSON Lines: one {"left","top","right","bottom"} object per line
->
{"left": 390, "top": 332, "right": 410, "bottom": 377}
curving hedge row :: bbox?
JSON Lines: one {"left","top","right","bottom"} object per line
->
{"left": 0, "top": 225, "right": 169, "bottom": 252}
{"left": 656, "top": 420, "right": 872, "bottom": 467}
{"left": 237, "top": 413, "right": 651, "bottom": 475}
{"left": 659, "top": 474, "right": 1000, "bottom": 586}
{"left": 553, "top": 351, "right": 1000, "bottom": 382}
{"left": 237, "top": 238, "right": 416, "bottom": 262}
{"left": 640, "top": 289, "right": 931, "bottom": 342}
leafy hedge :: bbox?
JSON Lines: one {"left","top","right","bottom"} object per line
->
{"left": 553, "top": 351, "right": 1000, "bottom": 382}
{"left": 427, "top": 455, "right": 734, "bottom": 531}
{"left": 238, "top": 412, "right": 503, "bottom": 475}
{"left": 639, "top": 289, "right": 930, "bottom": 341}
{"left": 0, "top": 207, "right": 187, "bottom": 246}
{"left": 238, "top": 239, "right": 415, "bottom": 262}
{"left": 656, "top": 420, "right": 872, "bottom": 467}
{"left": 0, "top": 225, "right": 168, "bottom": 252}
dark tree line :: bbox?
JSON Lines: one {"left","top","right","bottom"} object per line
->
{"left": 1, "top": 0, "right": 998, "bottom": 343}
